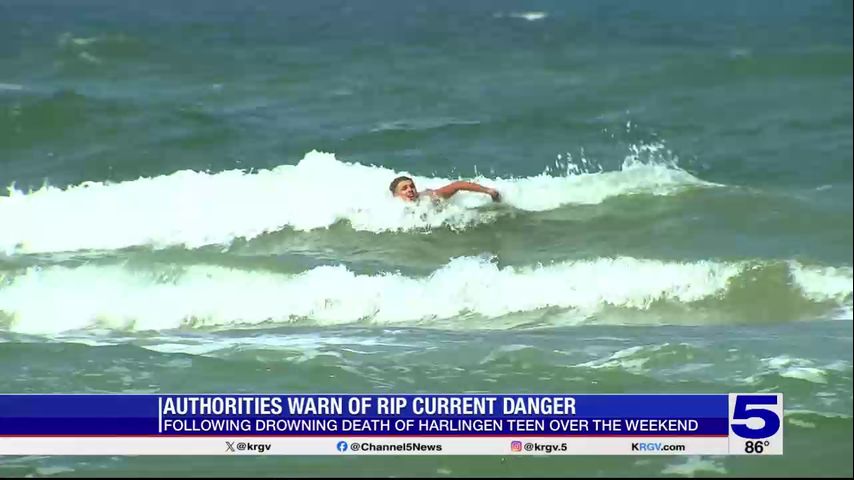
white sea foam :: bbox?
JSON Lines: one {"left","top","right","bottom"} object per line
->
{"left": 758, "top": 355, "right": 833, "bottom": 384}
{"left": 661, "top": 456, "right": 727, "bottom": 476}
{"left": 0, "top": 149, "right": 710, "bottom": 254}
{"left": 0, "top": 256, "right": 745, "bottom": 334}
{"left": 788, "top": 261, "right": 853, "bottom": 303}
{"left": 0, "top": 83, "right": 24, "bottom": 92}
{"left": 1, "top": 256, "right": 849, "bottom": 335}
{"left": 508, "top": 12, "right": 548, "bottom": 22}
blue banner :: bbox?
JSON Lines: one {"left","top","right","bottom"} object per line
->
{"left": 0, "top": 394, "right": 730, "bottom": 436}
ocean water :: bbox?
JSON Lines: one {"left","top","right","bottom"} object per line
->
{"left": 1, "top": 0, "right": 852, "bottom": 476}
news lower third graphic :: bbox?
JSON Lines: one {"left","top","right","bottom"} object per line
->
{"left": 0, "top": 393, "right": 783, "bottom": 455}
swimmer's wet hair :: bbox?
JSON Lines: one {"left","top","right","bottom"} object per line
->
{"left": 389, "top": 176, "right": 413, "bottom": 193}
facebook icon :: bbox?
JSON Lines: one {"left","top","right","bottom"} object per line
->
{"left": 336, "top": 441, "right": 348, "bottom": 452}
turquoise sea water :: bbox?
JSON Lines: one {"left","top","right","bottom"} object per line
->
{"left": 1, "top": 0, "right": 852, "bottom": 476}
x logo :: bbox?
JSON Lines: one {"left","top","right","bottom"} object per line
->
{"left": 225, "top": 441, "right": 235, "bottom": 452}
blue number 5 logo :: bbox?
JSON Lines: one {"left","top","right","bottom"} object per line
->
{"left": 731, "top": 395, "right": 780, "bottom": 439}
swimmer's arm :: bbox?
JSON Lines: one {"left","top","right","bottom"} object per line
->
{"left": 430, "top": 181, "right": 500, "bottom": 201}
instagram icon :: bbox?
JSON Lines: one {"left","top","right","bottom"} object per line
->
{"left": 511, "top": 441, "right": 523, "bottom": 452}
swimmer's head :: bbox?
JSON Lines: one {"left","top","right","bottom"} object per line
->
{"left": 390, "top": 176, "right": 418, "bottom": 202}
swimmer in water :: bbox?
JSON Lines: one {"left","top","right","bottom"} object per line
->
{"left": 389, "top": 176, "right": 500, "bottom": 203}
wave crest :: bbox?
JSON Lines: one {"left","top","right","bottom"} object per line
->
{"left": 1, "top": 256, "right": 849, "bottom": 334}
{"left": 1, "top": 149, "right": 711, "bottom": 254}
